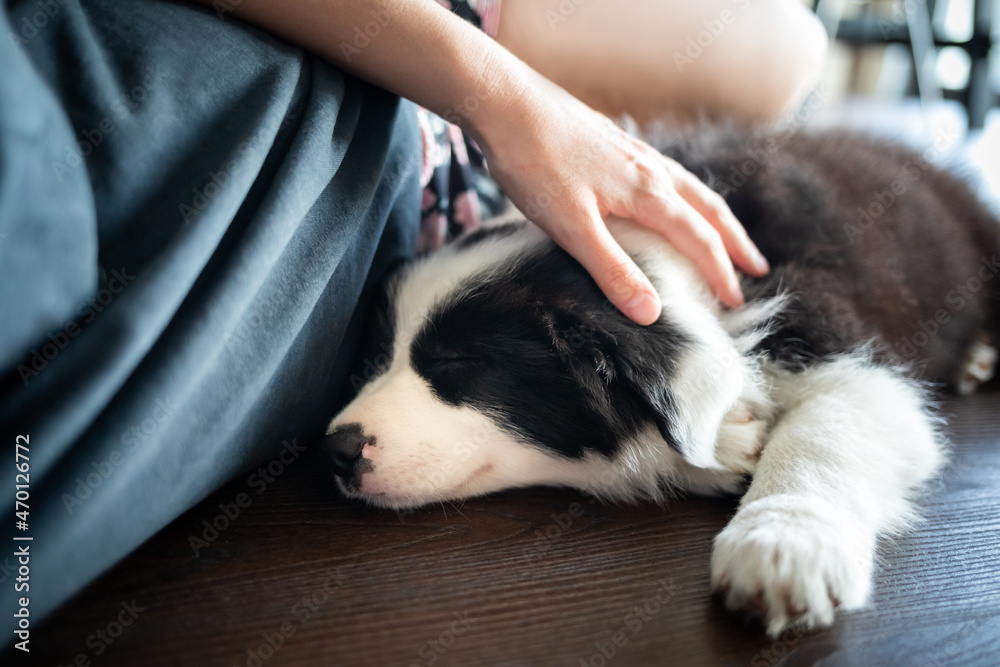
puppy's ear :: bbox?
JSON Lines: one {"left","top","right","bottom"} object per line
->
{"left": 541, "top": 307, "right": 622, "bottom": 386}
{"left": 545, "top": 305, "right": 746, "bottom": 469}
{"left": 541, "top": 306, "right": 690, "bottom": 454}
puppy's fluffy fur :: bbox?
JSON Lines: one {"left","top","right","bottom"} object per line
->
{"left": 325, "top": 127, "right": 1000, "bottom": 635}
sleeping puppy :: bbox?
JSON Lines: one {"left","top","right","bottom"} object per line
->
{"left": 324, "top": 126, "right": 1000, "bottom": 635}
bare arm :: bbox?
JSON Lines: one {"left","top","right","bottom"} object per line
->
{"left": 188, "top": 0, "right": 770, "bottom": 323}
{"left": 199, "top": 0, "right": 526, "bottom": 140}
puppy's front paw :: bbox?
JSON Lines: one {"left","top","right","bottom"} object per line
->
{"left": 711, "top": 495, "right": 872, "bottom": 636}
{"left": 715, "top": 405, "right": 764, "bottom": 475}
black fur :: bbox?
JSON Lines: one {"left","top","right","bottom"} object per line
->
{"left": 348, "top": 126, "right": 1000, "bottom": 467}
{"left": 455, "top": 222, "right": 523, "bottom": 249}
{"left": 340, "top": 264, "right": 399, "bottom": 401}
{"left": 657, "top": 127, "right": 1000, "bottom": 383}
{"left": 410, "top": 246, "right": 691, "bottom": 459}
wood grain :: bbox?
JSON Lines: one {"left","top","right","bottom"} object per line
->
{"left": 21, "top": 387, "right": 1000, "bottom": 667}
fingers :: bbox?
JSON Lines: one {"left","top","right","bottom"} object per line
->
{"left": 631, "top": 183, "right": 746, "bottom": 309}
{"left": 485, "top": 99, "right": 768, "bottom": 318}
{"left": 612, "top": 134, "right": 767, "bottom": 307}
{"left": 663, "top": 157, "right": 770, "bottom": 278}
{"left": 550, "top": 210, "right": 663, "bottom": 326}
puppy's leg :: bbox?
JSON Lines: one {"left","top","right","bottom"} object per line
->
{"left": 711, "top": 356, "right": 945, "bottom": 636}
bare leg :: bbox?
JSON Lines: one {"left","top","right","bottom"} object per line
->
{"left": 496, "top": 0, "right": 828, "bottom": 123}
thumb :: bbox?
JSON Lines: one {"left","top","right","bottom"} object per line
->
{"left": 556, "top": 215, "right": 662, "bottom": 326}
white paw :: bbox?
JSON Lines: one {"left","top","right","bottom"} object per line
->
{"left": 715, "top": 405, "right": 764, "bottom": 475}
{"left": 711, "top": 495, "right": 872, "bottom": 636}
{"left": 956, "top": 334, "right": 996, "bottom": 395}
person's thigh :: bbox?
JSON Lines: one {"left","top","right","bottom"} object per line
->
{"left": 497, "top": 0, "right": 828, "bottom": 122}
{"left": 0, "top": 0, "right": 421, "bottom": 629}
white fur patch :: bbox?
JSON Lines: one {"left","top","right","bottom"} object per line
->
{"left": 712, "top": 494, "right": 873, "bottom": 635}
{"left": 712, "top": 356, "right": 945, "bottom": 635}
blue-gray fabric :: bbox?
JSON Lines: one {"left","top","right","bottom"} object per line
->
{"left": 0, "top": 0, "right": 421, "bottom": 628}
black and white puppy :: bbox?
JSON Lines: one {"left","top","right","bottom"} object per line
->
{"left": 325, "top": 127, "right": 1000, "bottom": 635}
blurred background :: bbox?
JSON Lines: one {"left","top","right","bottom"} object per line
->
{"left": 810, "top": 0, "right": 1000, "bottom": 198}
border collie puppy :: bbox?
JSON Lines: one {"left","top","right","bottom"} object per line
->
{"left": 324, "top": 127, "right": 1000, "bottom": 635}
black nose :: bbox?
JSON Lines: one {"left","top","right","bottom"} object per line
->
{"left": 322, "top": 423, "right": 370, "bottom": 479}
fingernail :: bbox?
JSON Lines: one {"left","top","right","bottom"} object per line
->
{"left": 625, "top": 288, "right": 662, "bottom": 325}
{"left": 753, "top": 251, "right": 770, "bottom": 274}
{"left": 726, "top": 276, "right": 745, "bottom": 308}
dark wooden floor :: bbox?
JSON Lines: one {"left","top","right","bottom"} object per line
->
{"left": 24, "top": 387, "right": 1000, "bottom": 667}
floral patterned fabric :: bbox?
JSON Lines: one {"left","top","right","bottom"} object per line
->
{"left": 419, "top": 0, "right": 505, "bottom": 253}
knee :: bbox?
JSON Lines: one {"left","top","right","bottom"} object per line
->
{"left": 758, "top": 1, "right": 829, "bottom": 117}
{"left": 686, "top": 0, "right": 829, "bottom": 120}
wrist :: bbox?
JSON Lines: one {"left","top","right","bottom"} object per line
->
{"left": 452, "top": 44, "right": 545, "bottom": 156}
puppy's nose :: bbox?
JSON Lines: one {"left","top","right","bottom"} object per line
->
{"left": 322, "top": 423, "right": 370, "bottom": 479}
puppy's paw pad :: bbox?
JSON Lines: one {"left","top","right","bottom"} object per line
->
{"left": 711, "top": 495, "right": 872, "bottom": 636}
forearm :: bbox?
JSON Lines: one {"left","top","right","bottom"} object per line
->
{"left": 188, "top": 0, "right": 535, "bottom": 145}
{"left": 185, "top": 0, "right": 769, "bottom": 324}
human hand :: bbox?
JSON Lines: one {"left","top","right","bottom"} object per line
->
{"left": 469, "top": 74, "right": 770, "bottom": 325}
{"left": 187, "top": 0, "right": 766, "bottom": 325}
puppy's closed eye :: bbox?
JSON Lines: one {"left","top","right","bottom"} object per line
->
{"left": 412, "top": 346, "right": 481, "bottom": 370}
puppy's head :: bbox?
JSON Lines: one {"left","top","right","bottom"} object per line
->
{"left": 325, "top": 222, "right": 752, "bottom": 508}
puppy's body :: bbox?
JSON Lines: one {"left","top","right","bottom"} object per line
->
{"left": 326, "top": 127, "right": 1000, "bottom": 635}
{"left": 663, "top": 127, "right": 1000, "bottom": 383}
